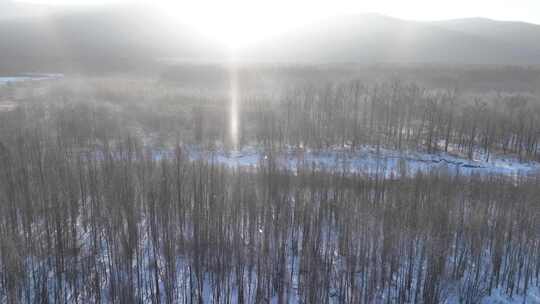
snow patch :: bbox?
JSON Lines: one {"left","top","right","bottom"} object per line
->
{"left": 179, "top": 145, "right": 540, "bottom": 176}
{"left": 0, "top": 73, "right": 63, "bottom": 85}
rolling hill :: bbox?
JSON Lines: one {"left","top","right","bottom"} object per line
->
{"left": 241, "top": 14, "right": 540, "bottom": 65}
{"left": 0, "top": 3, "right": 225, "bottom": 73}
{"left": 1, "top": 7, "right": 540, "bottom": 72}
{"left": 433, "top": 17, "right": 540, "bottom": 52}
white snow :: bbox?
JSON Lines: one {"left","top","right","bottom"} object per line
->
{"left": 174, "top": 145, "right": 540, "bottom": 177}
{"left": 0, "top": 73, "right": 63, "bottom": 85}
{"left": 0, "top": 101, "right": 17, "bottom": 112}
{"left": 479, "top": 287, "right": 540, "bottom": 304}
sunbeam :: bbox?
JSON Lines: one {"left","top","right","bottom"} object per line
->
{"left": 229, "top": 59, "right": 239, "bottom": 151}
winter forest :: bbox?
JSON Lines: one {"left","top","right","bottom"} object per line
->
{"left": 3, "top": 0, "right": 540, "bottom": 302}
{"left": 2, "top": 65, "right": 540, "bottom": 303}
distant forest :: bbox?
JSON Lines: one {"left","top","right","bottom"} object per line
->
{"left": 7, "top": 68, "right": 539, "bottom": 161}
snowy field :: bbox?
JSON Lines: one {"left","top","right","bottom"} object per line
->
{"left": 479, "top": 287, "right": 540, "bottom": 304}
{"left": 0, "top": 73, "right": 63, "bottom": 85}
{"left": 150, "top": 145, "right": 540, "bottom": 177}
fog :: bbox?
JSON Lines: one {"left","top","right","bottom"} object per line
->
{"left": 2, "top": 1, "right": 540, "bottom": 303}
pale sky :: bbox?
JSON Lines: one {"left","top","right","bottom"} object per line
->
{"left": 16, "top": 0, "right": 540, "bottom": 48}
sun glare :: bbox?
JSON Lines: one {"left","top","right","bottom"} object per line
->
{"left": 155, "top": 0, "right": 445, "bottom": 50}
{"left": 229, "top": 62, "right": 239, "bottom": 150}
{"left": 156, "top": 2, "right": 265, "bottom": 50}
{"left": 156, "top": 0, "right": 327, "bottom": 50}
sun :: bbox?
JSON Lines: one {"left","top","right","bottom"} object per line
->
{"left": 155, "top": 1, "right": 264, "bottom": 50}
{"left": 155, "top": 0, "right": 326, "bottom": 51}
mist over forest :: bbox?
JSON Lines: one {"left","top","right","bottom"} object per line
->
{"left": 1, "top": 1, "right": 540, "bottom": 303}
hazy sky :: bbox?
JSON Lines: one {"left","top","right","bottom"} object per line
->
{"left": 18, "top": 0, "right": 540, "bottom": 22}
{"left": 16, "top": 0, "right": 540, "bottom": 48}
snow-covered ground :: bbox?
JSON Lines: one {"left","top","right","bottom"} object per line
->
{"left": 0, "top": 73, "right": 63, "bottom": 85}
{"left": 0, "top": 101, "right": 17, "bottom": 112}
{"left": 164, "top": 145, "right": 540, "bottom": 177}
{"left": 479, "top": 287, "right": 540, "bottom": 304}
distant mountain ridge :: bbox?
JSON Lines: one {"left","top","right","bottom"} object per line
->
{"left": 0, "top": 4, "right": 226, "bottom": 73}
{"left": 240, "top": 14, "right": 540, "bottom": 65}
{"left": 0, "top": 8, "right": 539, "bottom": 72}
{"left": 432, "top": 17, "right": 540, "bottom": 53}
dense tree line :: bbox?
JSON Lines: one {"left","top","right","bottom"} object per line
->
{"left": 23, "top": 76, "right": 540, "bottom": 162}
{"left": 1, "top": 109, "right": 540, "bottom": 303}
{"left": 245, "top": 81, "right": 540, "bottom": 161}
